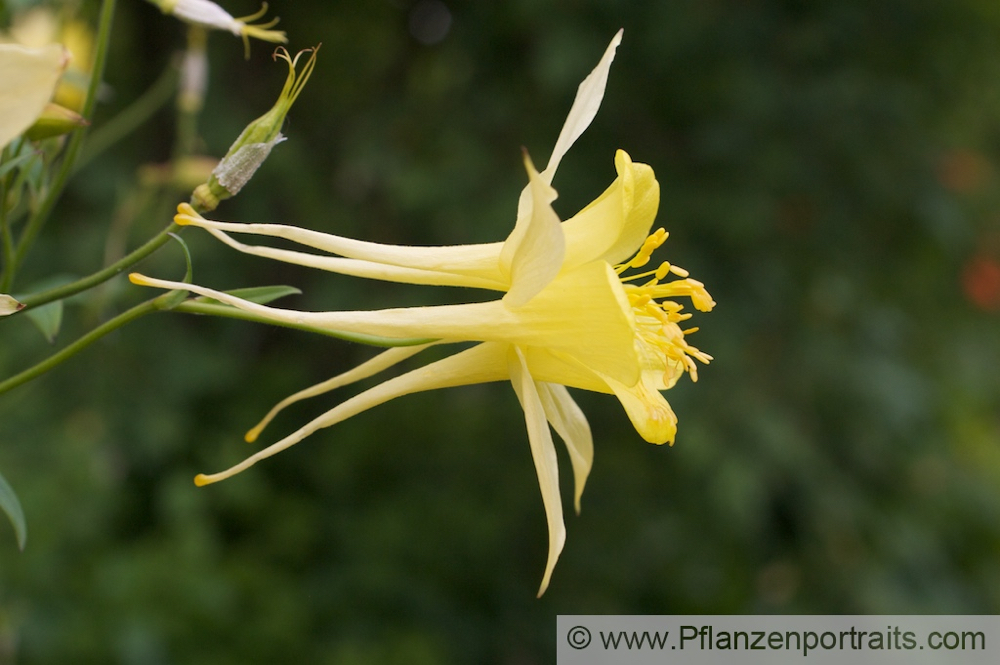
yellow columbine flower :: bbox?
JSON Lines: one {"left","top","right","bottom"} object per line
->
{"left": 131, "top": 30, "right": 715, "bottom": 595}
{"left": 0, "top": 43, "right": 68, "bottom": 150}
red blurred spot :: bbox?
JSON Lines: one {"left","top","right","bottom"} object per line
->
{"left": 962, "top": 255, "right": 1000, "bottom": 311}
{"left": 938, "top": 149, "right": 991, "bottom": 194}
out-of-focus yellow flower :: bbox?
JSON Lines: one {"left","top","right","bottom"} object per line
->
{"left": 139, "top": 155, "right": 220, "bottom": 191}
{"left": 0, "top": 43, "right": 68, "bottom": 149}
{"left": 132, "top": 31, "right": 715, "bottom": 595}
{"left": 6, "top": 7, "right": 92, "bottom": 111}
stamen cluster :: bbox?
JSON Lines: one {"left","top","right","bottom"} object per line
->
{"left": 616, "top": 229, "right": 715, "bottom": 383}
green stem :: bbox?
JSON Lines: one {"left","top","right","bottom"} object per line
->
{"left": 10, "top": 0, "right": 118, "bottom": 282}
{"left": 173, "top": 27, "right": 208, "bottom": 161}
{"left": 0, "top": 298, "right": 156, "bottom": 396}
{"left": 75, "top": 60, "right": 180, "bottom": 174}
{"left": 0, "top": 178, "right": 13, "bottom": 291}
{"left": 172, "top": 300, "right": 437, "bottom": 348}
{"left": 16, "top": 221, "right": 180, "bottom": 311}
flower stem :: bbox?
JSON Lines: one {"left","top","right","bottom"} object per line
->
{"left": 75, "top": 59, "right": 179, "bottom": 174}
{"left": 0, "top": 177, "right": 13, "bottom": 291}
{"left": 9, "top": 0, "right": 118, "bottom": 283}
{"left": 16, "top": 222, "right": 180, "bottom": 311}
{"left": 0, "top": 298, "right": 156, "bottom": 397}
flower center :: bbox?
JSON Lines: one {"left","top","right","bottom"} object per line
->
{"left": 615, "top": 229, "right": 715, "bottom": 383}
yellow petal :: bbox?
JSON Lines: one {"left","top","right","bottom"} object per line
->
{"left": 523, "top": 347, "right": 613, "bottom": 394}
{"left": 601, "top": 370, "right": 678, "bottom": 445}
{"left": 502, "top": 152, "right": 566, "bottom": 308}
{"left": 508, "top": 346, "right": 565, "bottom": 597}
{"left": 537, "top": 383, "right": 593, "bottom": 514}
{"left": 560, "top": 150, "right": 660, "bottom": 270}
{"left": 503, "top": 262, "right": 638, "bottom": 384}
{"left": 0, "top": 43, "right": 68, "bottom": 149}
{"left": 196, "top": 342, "right": 511, "bottom": 485}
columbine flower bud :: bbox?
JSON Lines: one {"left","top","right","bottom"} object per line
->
{"left": 23, "top": 102, "right": 89, "bottom": 140}
{"left": 191, "top": 46, "right": 317, "bottom": 212}
{"left": 150, "top": 0, "right": 286, "bottom": 55}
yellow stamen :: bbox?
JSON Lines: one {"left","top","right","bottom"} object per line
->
{"left": 615, "top": 231, "right": 715, "bottom": 386}
{"left": 235, "top": 3, "right": 287, "bottom": 58}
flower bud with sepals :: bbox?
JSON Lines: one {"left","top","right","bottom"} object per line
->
{"left": 190, "top": 46, "right": 317, "bottom": 212}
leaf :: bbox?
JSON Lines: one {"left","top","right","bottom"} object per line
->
{"left": 194, "top": 285, "right": 302, "bottom": 306}
{"left": 0, "top": 468, "right": 27, "bottom": 550}
{"left": 24, "top": 298, "right": 63, "bottom": 343}
{"left": 14, "top": 274, "right": 77, "bottom": 342}
{"left": 0, "top": 150, "right": 34, "bottom": 178}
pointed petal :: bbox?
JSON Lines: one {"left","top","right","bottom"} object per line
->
{"left": 537, "top": 383, "right": 593, "bottom": 514}
{"left": 245, "top": 344, "right": 433, "bottom": 442}
{"left": 560, "top": 150, "right": 660, "bottom": 270}
{"left": 541, "top": 29, "right": 623, "bottom": 183}
{"left": 176, "top": 205, "right": 508, "bottom": 288}
{"left": 195, "top": 342, "right": 511, "bottom": 486}
{"left": 0, "top": 43, "right": 68, "bottom": 149}
{"left": 502, "top": 153, "right": 566, "bottom": 308}
{"left": 508, "top": 346, "right": 565, "bottom": 597}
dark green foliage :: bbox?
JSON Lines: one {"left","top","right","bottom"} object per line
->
{"left": 3, "top": 0, "right": 1000, "bottom": 662}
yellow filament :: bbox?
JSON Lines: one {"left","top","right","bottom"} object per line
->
{"left": 235, "top": 3, "right": 287, "bottom": 58}
{"left": 615, "top": 231, "right": 715, "bottom": 384}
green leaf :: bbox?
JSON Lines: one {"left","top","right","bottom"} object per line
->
{"left": 0, "top": 151, "right": 35, "bottom": 179}
{"left": 0, "top": 469, "right": 27, "bottom": 551}
{"left": 15, "top": 274, "right": 76, "bottom": 342}
{"left": 24, "top": 299, "right": 63, "bottom": 343}
{"left": 193, "top": 285, "right": 302, "bottom": 306}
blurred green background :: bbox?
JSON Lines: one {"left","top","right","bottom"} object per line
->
{"left": 3, "top": 0, "right": 1000, "bottom": 662}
